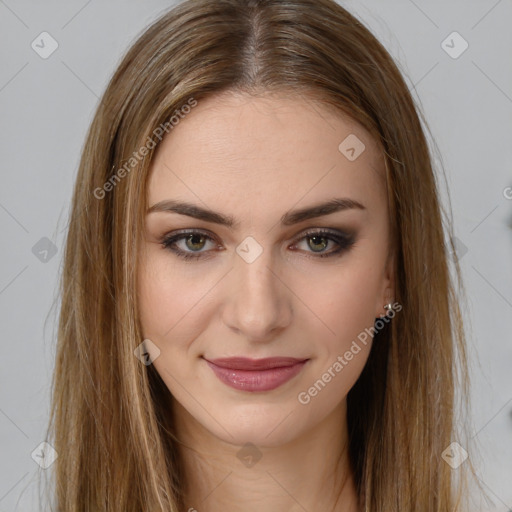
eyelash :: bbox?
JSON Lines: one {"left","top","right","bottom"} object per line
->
{"left": 160, "top": 228, "right": 356, "bottom": 261}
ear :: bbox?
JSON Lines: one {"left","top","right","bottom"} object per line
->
{"left": 375, "top": 250, "right": 395, "bottom": 318}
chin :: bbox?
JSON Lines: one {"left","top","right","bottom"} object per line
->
{"left": 198, "top": 399, "right": 309, "bottom": 448}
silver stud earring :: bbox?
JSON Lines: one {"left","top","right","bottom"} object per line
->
{"left": 378, "top": 302, "right": 394, "bottom": 318}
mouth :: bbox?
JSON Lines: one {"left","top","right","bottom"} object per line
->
{"left": 202, "top": 356, "right": 309, "bottom": 392}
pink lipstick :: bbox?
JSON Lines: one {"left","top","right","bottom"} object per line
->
{"left": 204, "top": 356, "right": 308, "bottom": 392}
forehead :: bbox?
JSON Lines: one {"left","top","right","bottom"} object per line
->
{"left": 147, "top": 91, "right": 386, "bottom": 221}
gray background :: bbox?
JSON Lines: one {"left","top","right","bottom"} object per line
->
{"left": 0, "top": 0, "right": 511, "bottom": 510}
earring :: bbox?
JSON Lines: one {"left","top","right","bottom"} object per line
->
{"left": 378, "top": 302, "right": 393, "bottom": 318}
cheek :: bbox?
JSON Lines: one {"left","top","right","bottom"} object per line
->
{"left": 295, "top": 261, "right": 383, "bottom": 350}
{"left": 292, "top": 267, "right": 380, "bottom": 411}
{"left": 137, "top": 256, "right": 214, "bottom": 342}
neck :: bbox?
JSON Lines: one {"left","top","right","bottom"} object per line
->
{"left": 172, "top": 399, "right": 360, "bottom": 512}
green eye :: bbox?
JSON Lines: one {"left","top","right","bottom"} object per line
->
{"left": 291, "top": 229, "right": 355, "bottom": 259}
{"left": 183, "top": 233, "right": 208, "bottom": 251}
{"left": 307, "top": 234, "right": 329, "bottom": 252}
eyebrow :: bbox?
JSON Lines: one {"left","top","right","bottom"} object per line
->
{"left": 147, "top": 197, "right": 365, "bottom": 227}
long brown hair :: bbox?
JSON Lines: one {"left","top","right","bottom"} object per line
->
{"left": 43, "top": 0, "right": 477, "bottom": 509}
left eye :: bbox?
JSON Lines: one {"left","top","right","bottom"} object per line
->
{"left": 289, "top": 229, "right": 356, "bottom": 258}
{"left": 161, "top": 229, "right": 355, "bottom": 261}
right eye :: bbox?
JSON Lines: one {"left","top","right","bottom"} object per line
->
{"left": 161, "top": 229, "right": 220, "bottom": 260}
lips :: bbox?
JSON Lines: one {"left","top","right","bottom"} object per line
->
{"left": 207, "top": 357, "right": 306, "bottom": 370}
{"left": 203, "top": 356, "right": 309, "bottom": 392}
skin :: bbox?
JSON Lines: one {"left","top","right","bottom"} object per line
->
{"left": 138, "top": 90, "right": 395, "bottom": 512}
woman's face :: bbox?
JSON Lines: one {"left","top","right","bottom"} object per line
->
{"left": 138, "top": 91, "right": 393, "bottom": 447}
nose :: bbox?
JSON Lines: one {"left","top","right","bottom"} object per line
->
{"left": 221, "top": 247, "right": 293, "bottom": 343}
